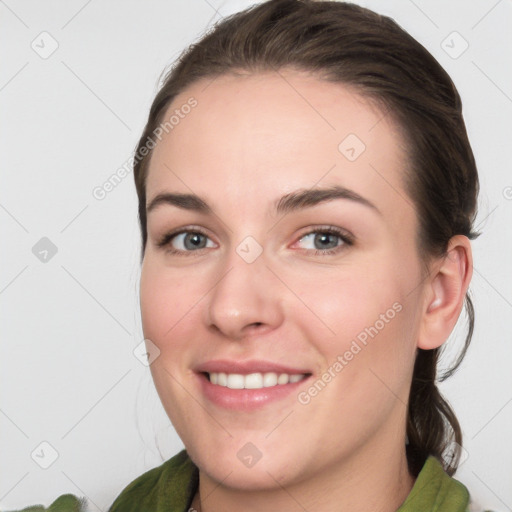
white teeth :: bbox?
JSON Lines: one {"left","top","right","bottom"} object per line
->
{"left": 263, "top": 373, "right": 278, "bottom": 387}
{"left": 277, "top": 373, "right": 289, "bottom": 385}
{"left": 227, "top": 374, "right": 245, "bottom": 389}
{"left": 207, "top": 372, "right": 307, "bottom": 389}
{"left": 217, "top": 372, "right": 227, "bottom": 386}
{"left": 244, "top": 373, "right": 263, "bottom": 389}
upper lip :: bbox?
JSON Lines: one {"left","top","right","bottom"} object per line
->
{"left": 195, "top": 359, "right": 312, "bottom": 375}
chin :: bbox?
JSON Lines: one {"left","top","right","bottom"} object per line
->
{"left": 186, "top": 436, "right": 310, "bottom": 490}
{"left": 204, "top": 455, "right": 302, "bottom": 490}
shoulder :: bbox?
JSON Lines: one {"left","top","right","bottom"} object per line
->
{"left": 4, "top": 494, "right": 88, "bottom": 512}
{"left": 4, "top": 451, "right": 198, "bottom": 512}
{"left": 398, "top": 455, "right": 469, "bottom": 511}
{"left": 398, "top": 456, "right": 498, "bottom": 512}
{"left": 107, "top": 449, "right": 199, "bottom": 512}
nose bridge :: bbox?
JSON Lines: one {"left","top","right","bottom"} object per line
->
{"left": 204, "top": 241, "right": 283, "bottom": 339}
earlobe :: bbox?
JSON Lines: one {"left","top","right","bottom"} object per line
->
{"left": 417, "top": 235, "right": 473, "bottom": 351}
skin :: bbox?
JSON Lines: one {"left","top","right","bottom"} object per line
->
{"left": 139, "top": 69, "right": 473, "bottom": 511}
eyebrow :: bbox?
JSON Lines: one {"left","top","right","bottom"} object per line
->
{"left": 146, "top": 185, "right": 382, "bottom": 217}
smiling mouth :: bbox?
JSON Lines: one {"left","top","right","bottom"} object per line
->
{"left": 202, "top": 371, "right": 311, "bottom": 390}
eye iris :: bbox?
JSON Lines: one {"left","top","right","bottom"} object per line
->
{"left": 184, "top": 233, "right": 206, "bottom": 250}
{"left": 173, "top": 230, "right": 342, "bottom": 252}
{"left": 315, "top": 232, "right": 338, "bottom": 250}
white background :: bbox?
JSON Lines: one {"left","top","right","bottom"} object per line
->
{"left": 1, "top": 0, "right": 511, "bottom": 510}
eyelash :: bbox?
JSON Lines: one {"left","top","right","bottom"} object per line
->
{"left": 156, "top": 225, "right": 354, "bottom": 257}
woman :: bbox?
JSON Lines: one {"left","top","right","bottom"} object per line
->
{"left": 12, "top": 0, "right": 489, "bottom": 510}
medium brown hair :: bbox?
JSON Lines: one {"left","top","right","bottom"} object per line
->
{"left": 132, "top": 0, "right": 480, "bottom": 477}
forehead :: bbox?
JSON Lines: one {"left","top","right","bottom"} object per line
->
{"left": 145, "top": 69, "right": 412, "bottom": 224}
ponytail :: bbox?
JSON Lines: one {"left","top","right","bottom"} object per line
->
{"left": 406, "top": 293, "right": 475, "bottom": 476}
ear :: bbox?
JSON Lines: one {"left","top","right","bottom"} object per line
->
{"left": 417, "top": 235, "right": 473, "bottom": 350}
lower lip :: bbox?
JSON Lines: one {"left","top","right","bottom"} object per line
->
{"left": 197, "top": 373, "right": 311, "bottom": 411}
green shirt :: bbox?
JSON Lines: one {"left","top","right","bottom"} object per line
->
{"left": 6, "top": 450, "right": 488, "bottom": 512}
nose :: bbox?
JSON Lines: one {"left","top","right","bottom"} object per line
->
{"left": 204, "top": 250, "right": 285, "bottom": 341}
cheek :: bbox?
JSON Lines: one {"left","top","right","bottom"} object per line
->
{"left": 290, "top": 266, "right": 401, "bottom": 347}
{"left": 290, "top": 263, "right": 415, "bottom": 389}
{"left": 139, "top": 263, "right": 202, "bottom": 350}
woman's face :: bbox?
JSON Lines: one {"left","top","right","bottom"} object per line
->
{"left": 140, "top": 70, "right": 425, "bottom": 489}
